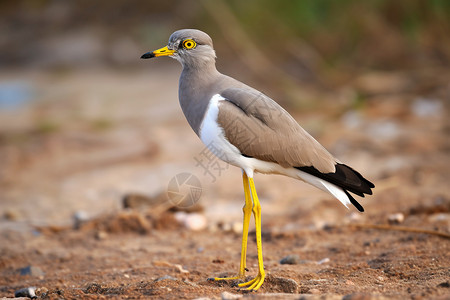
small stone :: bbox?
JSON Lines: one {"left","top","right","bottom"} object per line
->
{"left": 174, "top": 264, "right": 189, "bottom": 274}
{"left": 175, "top": 212, "right": 207, "bottom": 231}
{"left": 35, "top": 287, "right": 48, "bottom": 297}
{"left": 346, "top": 280, "right": 355, "bottom": 285}
{"left": 19, "top": 266, "right": 44, "bottom": 277}
{"left": 4, "top": 209, "right": 20, "bottom": 221}
{"left": 388, "top": 213, "right": 404, "bottom": 224}
{"left": 267, "top": 276, "right": 300, "bottom": 293}
{"left": 73, "top": 211, "right": 89, "bottom": 229}
{"left": 348, "top": 212, "right": 362, "bottom": 222}
{"left": 221, "top": 291, "right": 242, "bottom": 300}
{"left": 309, "top": 288, "right": 321, "bottom": 294}
{"left": 342, "top": 110, "right": 363, "bottom": 129}
{"left": 221, "top": 222, "right": 232, "bottom": 232}
{"left": 317, "top": 257, "right": 330, "bottom": 265}
{"left": 95, "top": 230, "right": 108, "bottom": 240}
{"left": 84, "top": 282, "right": 103, "bottom": 294}
{"left": 428, "top": 213, "right": 450, "bottom": 222}
{"left": 437, "top": 281, "right": 450, "bottom": 288}
{"left": 122, "top": 193, "right": 164, "bottom": 210}
{"left": 208, "top": 223, "right": 218, "bottom": 233}
{"left": 280, "top": 254, "right": 302, "bottom": 265}
{"left": 154, "top": 275, "right": 177, "bottom": 282}
{"left": 367, "top": 120, "right": 400, "bottom": 141}
{"left": 411, "top": 98, "right": 443, "bottom": 118}
{"left": 231, "top": 222, "right": 243, "bottom": 234}
{"left": 342, "top": 293, "right": 375, "bottom": 300}
{"left": 14, "top": 287, "right": 36, "bottom": 298}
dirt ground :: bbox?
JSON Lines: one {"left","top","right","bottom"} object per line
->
{"left": 0, "top": 66, "right": 449, "bottom": 299}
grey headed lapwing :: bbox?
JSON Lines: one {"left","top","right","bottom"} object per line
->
{"left": 141, "top": 29, "right": 374, "bottom": 291}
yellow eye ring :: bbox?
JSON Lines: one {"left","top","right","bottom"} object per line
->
{"left": 182, "top": 39, "right": 196, "bottom": 49}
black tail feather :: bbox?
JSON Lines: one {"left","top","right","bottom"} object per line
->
{"left": 295, "top": 163, "right": 374, "bottom": 212}
{"left": 344, "top": 190, "right": 364, "bottom": 212}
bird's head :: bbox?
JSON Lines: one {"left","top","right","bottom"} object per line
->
{"left": 141, "top": 29, "right": 216, "bottom": 68}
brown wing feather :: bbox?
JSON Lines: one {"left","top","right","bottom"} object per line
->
{"left": 216, "top": 88, "right": 337, "bottom": 173}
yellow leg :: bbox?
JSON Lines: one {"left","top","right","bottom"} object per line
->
{"left": 238, "top": 177, "right": 266, "bottom": 291}
{"left": 212, "top": 172, "right": 252, "bottom": 281}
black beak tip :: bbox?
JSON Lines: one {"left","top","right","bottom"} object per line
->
{"left": 140, "top": 52, "right": 155, "bottom": 59}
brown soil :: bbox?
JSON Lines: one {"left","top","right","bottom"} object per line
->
{"left": 0, "top": 68, "right": 449, "bottom": 299}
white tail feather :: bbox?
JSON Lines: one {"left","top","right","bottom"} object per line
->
{"left": 228, "top": 154, "right": 353, "bottom": 209}
{"left": 296, "top": 170, "right": 351, "bottom": 209}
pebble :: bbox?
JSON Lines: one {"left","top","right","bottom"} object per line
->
{"left": 231, "top": 222, "right": 243, "bottom": 234}
{"left": 223, "top": 292, "right": 311, "bottom": 299}
{"left": 174, "top": 263, "right": 189, "bottom": 274}
{"left": 411, "top": 98, "right": 443, "bottom": 118}
{"left": 309, "top": 288, "right": 321, "bottom": 294}
{"left": 73, "top": 210, "right": 89, "bottom": 229}
{"left": 95, "top": 230, "right": 108, "bottom": 240}
{"left": 268, "top": 276, "right": 300, "bottom": 293}
{"left": 221, "top": 291, "right": 242, "bottom": 300}
{"left": 348, "top": 212, "right": 362, "bottom": 222}
{"left": 3, "top": 209, "right": 20, "bottom": 221}
{"left": 388, "top": 213, "right": 404, "bottom": 224}
{"left": 428, "top": 213, "right": 450, "bottom": 223}
{"left": 220, "top": 222, "right": 232, "bottom": 232}
{"left": 19, "top": 266, "right": 44, "bottom": 277}
{"left": 35, "top": 287, "right": 48, "bottom": 297}
{"left": 154, "top": 275, "right": 177, "bottom": 282}
{"left": 123, "top": 193, "right": 163, "bottom": 210}
{"left": 174, "top": 212, "right": 207, "bottom": 231}
{"left": 343, "top": 293, "right": 387, "bottom": 300}
{"left": 280, "top": 254, "right": 302, "bottom": 265}
{"left": 14, "top": 287, "right": 36, "bottom": 298}
{"left": 317, "top": 257, "right": 330, "bottom": 265}
{"left": 367, "top": 120, "right": 400, "bottom": 141}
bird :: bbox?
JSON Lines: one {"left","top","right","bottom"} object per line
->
{"left": 141, "top": 29, "right": 374, "bottom": 291}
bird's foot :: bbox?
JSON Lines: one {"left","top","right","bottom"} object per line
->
{"left": 208, "top": 273, "right": 248, "bottom": 287}
{"left": 238, "top": 271, "right": 265, "bottom": 291}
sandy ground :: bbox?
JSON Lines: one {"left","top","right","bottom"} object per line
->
{"left": 0, "top": 66, "right": 449, "bottom": 299}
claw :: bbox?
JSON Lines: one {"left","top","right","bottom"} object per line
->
{"left": 237, "top": 272, "right": 265, "bottom": 291}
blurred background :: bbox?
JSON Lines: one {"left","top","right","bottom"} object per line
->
{"left": 0, "top": 0, "right": 449, "bottom": 230}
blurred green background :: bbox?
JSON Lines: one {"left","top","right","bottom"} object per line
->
{"left": 2, "top": 0, "right": 449, "bottom": 85}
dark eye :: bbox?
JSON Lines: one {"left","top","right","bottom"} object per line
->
{"left": 182, "top": 39, "right": 196, "bottom": 49}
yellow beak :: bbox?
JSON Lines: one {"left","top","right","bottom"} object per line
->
{"left": 140, "top": 46, "right": 176, "bottom": 59}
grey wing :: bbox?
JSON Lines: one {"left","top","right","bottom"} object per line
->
{"left": 216, "top": 88, "right": 337, "bottom": 173}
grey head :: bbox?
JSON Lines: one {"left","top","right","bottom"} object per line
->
{"left": 141, "top": 29, "right": 216, "bottom": 69}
